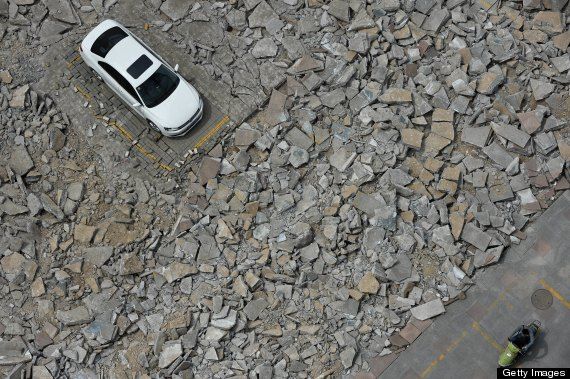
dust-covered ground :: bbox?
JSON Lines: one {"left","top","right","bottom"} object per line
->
{"left": 0, "top": 0, "right": 569, "bottom": 378}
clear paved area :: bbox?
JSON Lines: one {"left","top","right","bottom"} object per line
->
{"left": 376, "top": 191, "right": 570, "bottom": 379}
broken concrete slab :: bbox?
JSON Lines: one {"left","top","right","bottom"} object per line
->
{"left": 490, "top": 122, "right": 530, "bottom": 148}
{"left": 410, "top": 299, "right": 445, "bottom": 320}
{"left": 461, "top": 126, "right": 491, "bottom": 148}
{"left": 482, "top": 142, "right": 516, "bottom": 170}
{"left": 461, "top": 223, "right": 492, "bottom": 251}
{"left": 160, "top": 0, "right": 190, "bottom": 21}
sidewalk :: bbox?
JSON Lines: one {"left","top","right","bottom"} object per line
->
{"left": 376, "top": 190, "right": 570, "bottom": 379}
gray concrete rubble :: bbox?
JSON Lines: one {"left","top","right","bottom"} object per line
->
{"left": 0, "top": 0, "right": 569, "bottom": 377}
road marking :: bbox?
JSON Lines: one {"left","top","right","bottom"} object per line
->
{"left": 417, "top": 282, "right": 519, "bottom": 378}
{"left": 194, "top": 115, "right": 230, "bottom": 149}
{"left": 420, "top": 330, "right": 468, "bottom": 378}
{"left": 158, "top": 163, "right": 175, "bottom": 172}
{"left": 471, "top": 321, "right": 503, "bottom": 352}
{"left": 73, "top": 83, "right": 175, "bottom": 172}
{"left": 75, "top": 85, "right": 92, "bottom": 101}
{"left": 132, "top": 143, "right": 174, "bottom": 171}
{"left": 391, "top": 274, "right": 565, "bottom": 378}
{"left": 421, "top": 360, "right": 438, "bottom": 378}
{"left": 109, "top": 120, "right": 133, "bottom": 141}
{"left": 67, "top": 54, "right": 82, "bottom": 68}
{"left": 134, "top": 144, "right": 155, "bottom": 159}
{"left": 539, "top": 279, "right": 570, "bottom": 309}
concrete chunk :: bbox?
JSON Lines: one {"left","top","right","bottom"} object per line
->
{"left": 56, "top": 306, "right": 92, "bottom": 326}
{"left": 461, "top": 126, "right": 491, "bottom": 147}
{"left": 483, "top": 142, "right": 516, "bottom": 169}
{"left": 9, "top": 145, "right": 34, "bottom": 176}
{"left": 9, "top": 85, "right": 29, "bottom": 108}
{"left": 491, "top": 122, "right": 530, "bottom": 148}
{"left": 327, "top": 0, "right": 350, "bottom": 22}
{"left": 244, "top": 298, "right": 268, "bottom": 320}
{"left": 461, "top": 223, "right": 492, "bottom": 251}
{"left": 329, "top": 147, "right": 357, "bottom": 172}
{"left": 410, "top": 299, "right": 445, "bottom": 320}
{"left": 380, "top": 88, "right": 412, "bottom": 104}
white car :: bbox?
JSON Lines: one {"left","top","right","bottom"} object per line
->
{"left": 80, "top": 19, "right": 203, "bottom": 137}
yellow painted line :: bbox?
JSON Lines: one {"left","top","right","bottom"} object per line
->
{"left": 158, "top": 163, "right": 175, "bottom": 172}
{"left": 539, "top": 279, "right": 570, "bottom": 309}
{"left": 67, "top": 54, "right": 82, "bottom": 68}
{"left": 471, "top": 321, "right": 503, "bottom": 352}
{"left": 134, "top": 144, "right": 157, "bottom": 160}
{"left": 74, "top": 81, "right": 176, "bottom": 172}
{"left": 75, "top": 85, "right": 92, "bottom": 101}
{"left": 133, "top": 144, "right": 175, "bottom": 171}
{"left": 109, "top": 120, "right": 133, "bottom": 141}
{"left": 420, "top": 330, "right": 468, "bottom": 378}
{"left": 418, "top": 283, "right": 518, "bottom": 378}
{"left": 421, "top": 360, "right": 438, "bottom": 378}
{"left": 194, "top": 115, "right": 230, "bottom": 149}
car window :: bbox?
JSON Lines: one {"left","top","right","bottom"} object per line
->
{"left": 129, "top": 32, "right": 170, "bottom": 68}
{"left": 98, "top": 62, "right": 141, "bottom": 103}
{"left": 91, "top": 26, "right": 127, "bottom": 58}
{"left": 127, "top": 54, "right": 153, "bottom": 79}
{"left": 136, "top": 64, "right": 180, "bottom": 108}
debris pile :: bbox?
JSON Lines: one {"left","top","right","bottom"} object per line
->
{"left": 0, "top": 0, "right": 569, "bottom": 377}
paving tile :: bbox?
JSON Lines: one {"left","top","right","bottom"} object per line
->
{"left": 532, "top": 238, "right": 553, "bottom": 256}
{"left": 65, "top": 56, "right": 245, "bottom": 173}
{"left": 390, "top": 333, "right": 410, "bottom": 347}
{"left": 465, "top": 299, "right": 488, "bottom": 322}
{"left": 498, "top": 270, "right": 520, "bottom": 289}
{"left": 352, "top": 372, "right": 375, "bottom": 379}
{"left": 369, "top": 353, "right": 399, "bottom": 377}
{"left": 400, "top": 368, "right": 421, "bottom": 379}
{"left": 409, "top": 317, "right": 433, "bottom": 333}
{"left": 399, "top": 322, "right": 422, "bottom": 344}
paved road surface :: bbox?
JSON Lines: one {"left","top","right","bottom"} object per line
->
{"left": 378, "top": 190, "right": 570, "bottom": 379}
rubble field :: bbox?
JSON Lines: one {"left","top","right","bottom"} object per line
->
{"left": 0, "top": 0, "right": 569, "bottom": 378}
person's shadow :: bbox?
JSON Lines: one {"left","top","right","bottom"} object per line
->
{"left": 518, "top": 328, "right": 549, "bottom": 366}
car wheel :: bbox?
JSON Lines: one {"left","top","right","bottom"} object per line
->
{"left": 91, "top": 68, "right": 102, "bottom": 81}
{"left": 147, "top": 120, "right": 161, "bottom": 133}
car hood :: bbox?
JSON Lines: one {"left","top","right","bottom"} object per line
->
{"left": 147, "top": 80, "right": 201, "bottom": 129}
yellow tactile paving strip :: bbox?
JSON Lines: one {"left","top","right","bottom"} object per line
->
{"left": 74, "top": 82, "right": 175, "bottom": 172}
{"left": 194, "top": 115, "right": 230, "bottom": 149}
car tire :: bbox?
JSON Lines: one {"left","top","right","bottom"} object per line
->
{"left": 147, "top": 120, "right": 161, "bottom": 133}
{"left": 91, "top": 68, "right": 103, "bottom": 81}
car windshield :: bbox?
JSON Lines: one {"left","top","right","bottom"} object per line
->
{"left": 136, "top": 65, "right": 180, "bottom": 108}
{"left": 91, "top": 26, "right": 127, "bottom": 58}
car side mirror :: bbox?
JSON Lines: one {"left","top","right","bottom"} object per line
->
{"left": 132, "top": 102, "right": 141, "bottom": 107}
{"left": 174, "top": 64, "right": 179, "bottom": 72}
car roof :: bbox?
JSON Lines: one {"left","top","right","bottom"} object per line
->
{"left": 105, "top": 36, "right": 161, "bottom": 87}
{"left": 83, "top": 20, "right": 163, "bottom": 87}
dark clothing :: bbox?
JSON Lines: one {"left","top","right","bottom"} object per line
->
{"left": 509, "top": 325, "right": 536, "bottom": 354}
